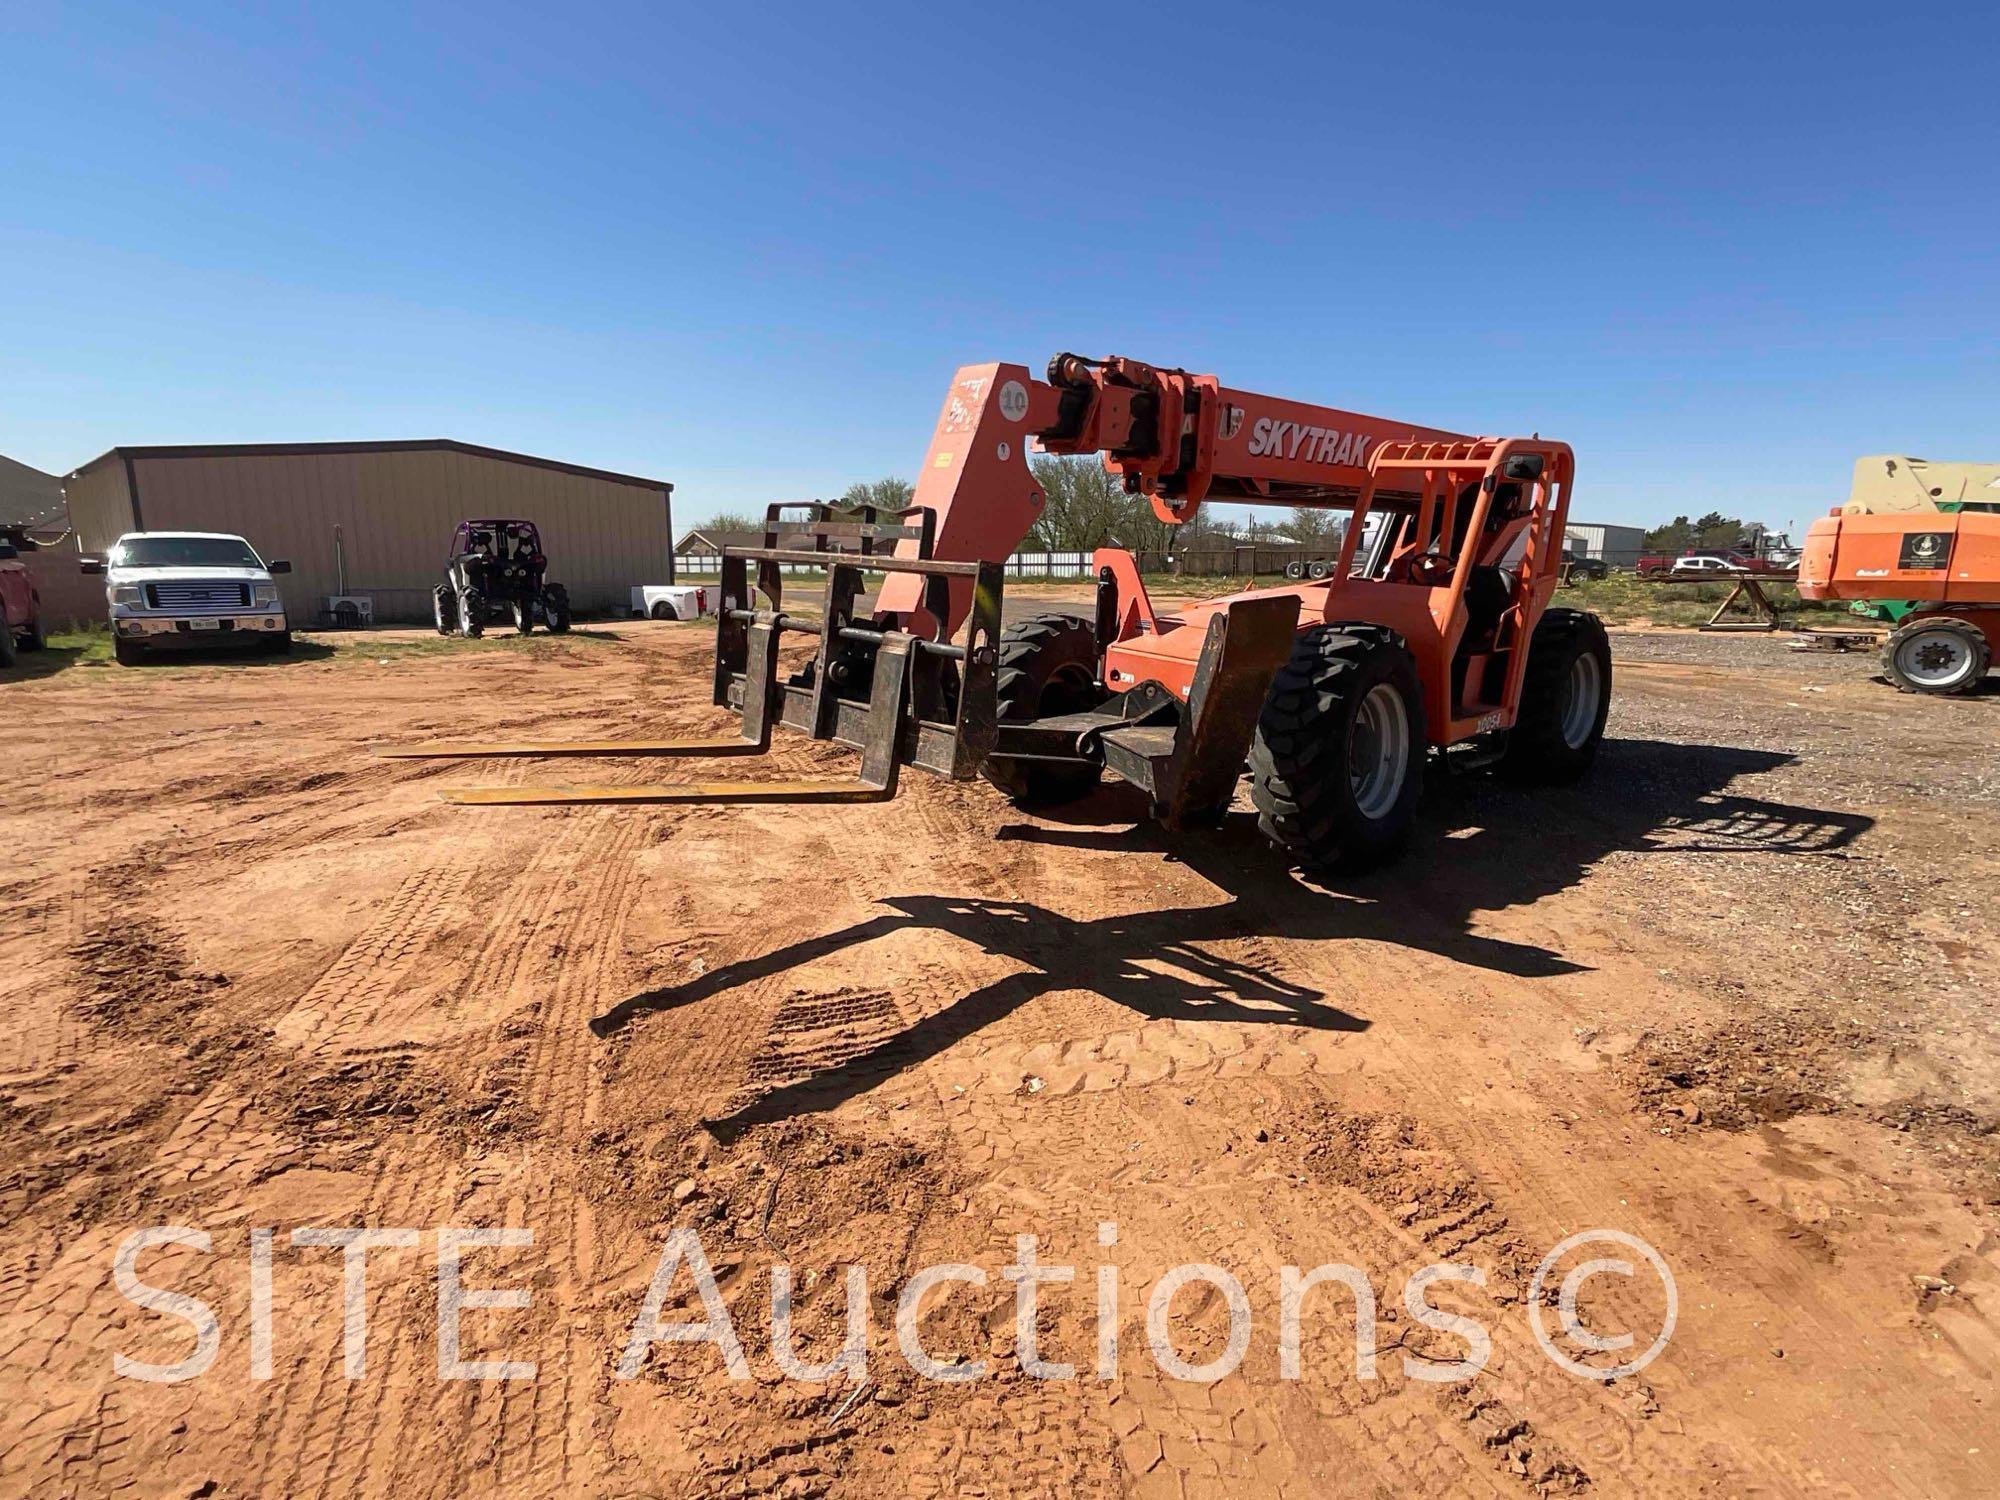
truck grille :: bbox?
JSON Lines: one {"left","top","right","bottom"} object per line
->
{"left": 147, "top": 581, "right": 251, "bottom": 610}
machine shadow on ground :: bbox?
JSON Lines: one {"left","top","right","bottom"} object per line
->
{"left": 594, "top": 736, "right": 1873, "bottom": 1136}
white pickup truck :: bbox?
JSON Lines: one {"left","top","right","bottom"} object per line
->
{"left": 84, "top": 531, "right": 293, "bottom": 665}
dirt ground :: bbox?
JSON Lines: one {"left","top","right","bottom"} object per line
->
{"left": 2, "top": 604, "right": 1997, "bottom": 1499}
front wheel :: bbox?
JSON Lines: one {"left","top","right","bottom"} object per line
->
{"left": 649, "top": 600, "right": 680, "bottom": 622}
{"left": 0, "top": 623, "right": 15, "bottom": 668}
{"left": 1499, "top": 609, "right": 1611, "bottom": 783}
{"left": 512, "top": 598, "right": 533, "bottom": 635}
{"left": 261, "top": 630, "right": 292, "bottom": 655}
{"left": 980, "top": 613, "right": 1106, "bottom": 807}
{"left": 432, "top": 585, "right": 457, "bottom": 636}
{"left": 21, "top": 614, "right": 44, "bottom": 651}
{"left": 113, "top": 635, "right": 144, "bottom": 666}
{"left": 1249, "top": 625, "right": 1425, "bottom": 872}
{"left": 458, "top": 589, "right": 486, "bottom": 638}
{"left": 544, "top": 584, "right": 572, "bottom": 634}
{"left": 1882, "top": 616, "right": 1991, "bottom": 695}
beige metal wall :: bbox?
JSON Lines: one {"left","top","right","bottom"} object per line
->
{"left": 64, "top": 461, "right": 136, "bottom": 547}
{"left": 71, "top": 449, "right": 671, "bottom": 622}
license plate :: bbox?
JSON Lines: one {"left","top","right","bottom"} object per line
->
{"left": 189, "top": 617, "right": 221, "bottom": 631}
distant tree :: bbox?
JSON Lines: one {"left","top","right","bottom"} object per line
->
{"left": 698, "top": 511, "right": 759, "bottom": 535}
{"left": 1277, "top": 507, "right": 1342, "bottom": 546}
{"left": 1645, "top": 510, "right": 1753, "bottom": 553}
{"left": 841, "top": 477, "right": 915, "bottom": 510}
{"left": 1028, "top": 454, "right": 1136, "bottom": 549}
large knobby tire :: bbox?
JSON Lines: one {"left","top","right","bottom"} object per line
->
{"left": 458, "top": 589, "right": 486, "bottom": 638}
{"left": 1249, "top": 625, "right": 1425, "bottom": 872}
{"left": 1882, "top": 616, "right": 1990, "bottom": 696}
{"left": 980, "top": 613, "right": 1105, "bottom": 807}
{"left": 544, "top": 585, "right": 572, "bottom": 634}
{"left": 512, "top": 597, "right": 534, "bottom": 635}
{"left": 1499, "top": 608, "right": 1612, "bottom": 783}
{"left": 433, "top": 585, "right": 457, "bottom": 637}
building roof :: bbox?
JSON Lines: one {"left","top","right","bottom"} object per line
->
{"left": 675, "top": 528, "right": 766, "bottom": 551}
{"left": 67, "top": 439, "right": 672, "bottom": 493}
{"left": 0, "top": 453, "right": 68, "bottom": 531}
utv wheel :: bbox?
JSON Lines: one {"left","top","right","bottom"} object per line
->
{"left": 432, "top": 585, "right": 457, "bottom": 636}
{"left": 512, "top": 598, "right": 533, "bottom": 635}
{"left": 458, "top": 589, "right": 486, "bottom": 638}
{"left": 1249, "top": 625, "right": 1425, "bottom": 871}
{"left": 1882, "top": 616, "right": 1989, "bottom": 695}
{"left": 113, "top": 636, "right": 144, "bottom": 666}
{"left": 1499, "top": 608, "right": 1611, "bottom": 783}
{"left": 981, "top": 612, "right": 1106, "bottom": 807}
{"left": 650, "top": 600, "right": 680, "bottom": 622}
{"left": 545, "top": 585, "right": 572, "bottom": 634}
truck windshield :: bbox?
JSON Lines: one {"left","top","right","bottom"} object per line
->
{"left": 113, "top": 537, "right": 262, "bottom": 568}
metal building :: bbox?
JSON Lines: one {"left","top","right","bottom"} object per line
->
{"left": 64, "top": 440, "right": 674, "bottom": 623}
{"left": 1562, "top": 521, "right": 1647, "bottom": 568}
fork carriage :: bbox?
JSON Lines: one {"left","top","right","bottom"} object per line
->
{"left": 390, "top": 498, "right": 1303, "bottom": 825}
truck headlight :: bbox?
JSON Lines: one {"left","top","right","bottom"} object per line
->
{"left": 253, "top": 583, "right": 280, "bottom": 606}
{"left": 110, "top": 585, "right": 143, "bottom": 607}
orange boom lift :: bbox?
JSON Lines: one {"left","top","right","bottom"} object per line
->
{"left": 390, "top": 354, "right": 1611, "bottom": 870}
{"left": 1796, "top": 481, "right": 2000, "bottom": 696}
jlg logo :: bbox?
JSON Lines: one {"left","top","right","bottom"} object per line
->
{"left": 1246, "top": 417, "right": 1374, "bottom": 468}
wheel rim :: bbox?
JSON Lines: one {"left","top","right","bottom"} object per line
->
{"left": 1348, "top": 683, "right": 1410, "bottom": 821}
{"left": 1560, "top": 652, "right": 1603, "bottom": 748}
{"left": 1895, "top": 629, "right": 1973, "bottom": 687}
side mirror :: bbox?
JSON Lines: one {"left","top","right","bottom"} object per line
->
{"left": 1501, "top": 453, "right": 1546, "bottom": 482}
{"left": 269, "top": 559, "right": 293, "bottom": 574}
{"left": 81, "top": 558, "right": 104, "bottom": 575}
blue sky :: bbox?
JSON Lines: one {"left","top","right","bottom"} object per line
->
{"left": 2, "top": 1, "right": 1993, "bottom": 537}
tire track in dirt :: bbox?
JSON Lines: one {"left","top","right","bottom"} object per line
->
{"left": 245, "top": 810, "right": 637, "bottom": 1499}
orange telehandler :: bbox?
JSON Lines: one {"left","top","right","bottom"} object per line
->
{"left": 389, "top": 354, "right": 1611, "bottom": 870}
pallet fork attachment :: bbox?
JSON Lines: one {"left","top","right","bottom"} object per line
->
{"left": 384, "top": 503, "right": 1004, "bottom": 808}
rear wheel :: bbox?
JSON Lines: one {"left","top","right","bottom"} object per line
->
{"left": 458, "top": 589, "right": 486, "bottom": 638}
{"left": 1283, "top": 560, "right": 1305, "bottom": 581}
{"left": 1307, "top": 559, "right": 1333, "bottom": 581}
{"left": 981, "top": 613, "right": 1106, "bottom": 807}
{"left": 1499, "top": 608, "right": 1611, "bottom": 782}
{"left": 650, "top": 599, "right": 679, "bottom": 622}
{"left": 432, "top": 585, "right": 457, "bottom": 636}
{"left": 1249, "top": 625, "right": 1425, "bottom": 871}
{"left": 21, "top": 614, "right": 44, "bottom": 651}
{"left": 1883, "top": 616, "right": 1990, "bottom": 695}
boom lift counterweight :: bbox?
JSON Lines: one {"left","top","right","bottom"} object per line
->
{"left": 387, "top": 353, "right": 1612, "bottom": 870}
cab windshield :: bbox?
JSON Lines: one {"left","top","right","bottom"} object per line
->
{"left": 113, "top": 537, "right": 262, "bottom": 569}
